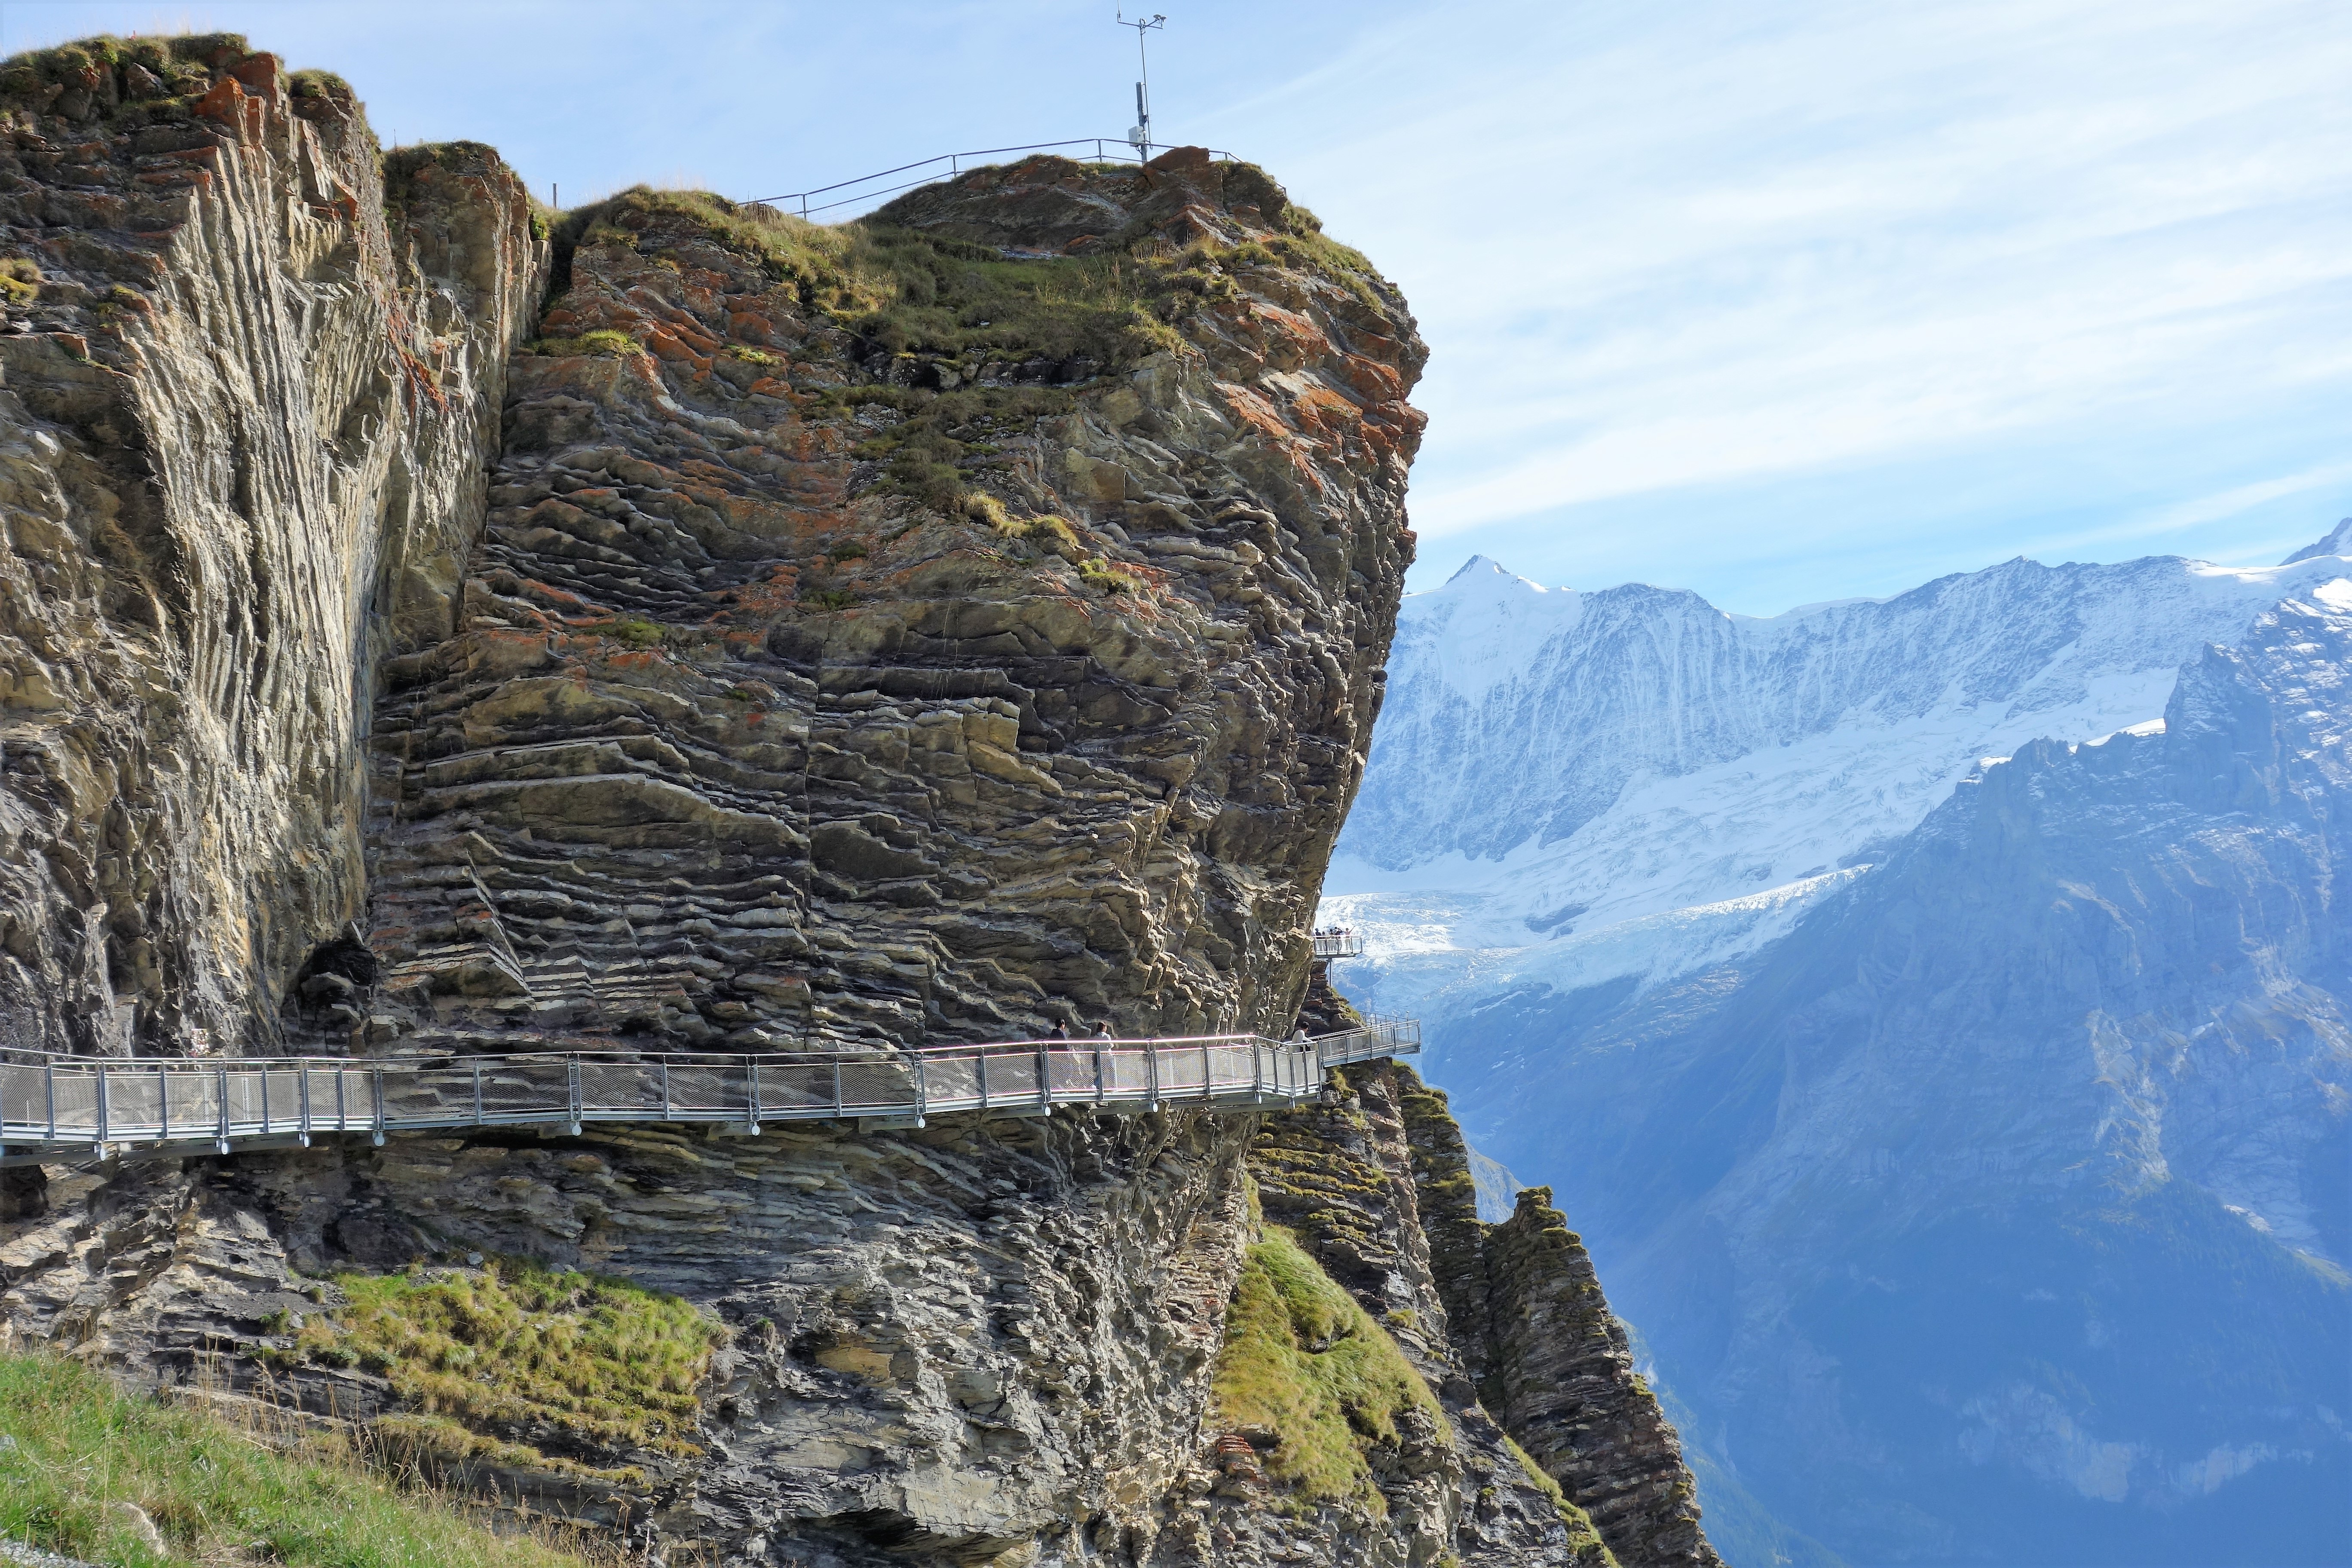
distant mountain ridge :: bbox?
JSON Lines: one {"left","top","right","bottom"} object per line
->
{"left": 1327, "top": 531, "right": 2352, "bottom": 1565}
{"left": 1327, "top": 541, "right": 2352, "bottom": 1019}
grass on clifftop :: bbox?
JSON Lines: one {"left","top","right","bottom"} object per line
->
{"left": 0, "top": 1353, "right": 608, "bottom": 1568}
{"left": 1210, "top": 1226, "right": 1448, "bottom": 1515}
{"left": 282, "top": 1258, "right": 722, "bottom": 1473}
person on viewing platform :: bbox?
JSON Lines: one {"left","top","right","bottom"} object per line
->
{"left": 1094, "top": 1022, "right": 1115, "bottom": 1041}
{"left": 1049, "top": 1021, "right": 1070, "bottom": 1041}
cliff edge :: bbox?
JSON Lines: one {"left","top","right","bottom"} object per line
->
{"left": 0, "top": 34, "right": 1717, "bottom": 1568}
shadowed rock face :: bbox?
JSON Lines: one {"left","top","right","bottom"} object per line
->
{"left": 1244, "top": 1061, "right": 1621, "bottom": 1568}
{"left": 1390, "top": 1073, "right": 1723, "bottom": 1568}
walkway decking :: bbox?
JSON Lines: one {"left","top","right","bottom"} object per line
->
{"left": 0, "top": 1019, "right": 1418, "bottom": 1165}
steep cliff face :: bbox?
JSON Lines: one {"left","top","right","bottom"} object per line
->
{"left": 0, "top": 34, "right": 1722, "bottom": 1568}
{"left": 0, "top": 37, "right": 543, "bottom": 1057}
{"left": 358, "top": 149, "right": 1419, "bottom": 1057}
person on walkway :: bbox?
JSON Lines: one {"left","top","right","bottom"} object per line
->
{"left": 1049, "top": 1020, "right": 1070, "bottom": 1041}
{"left": 1094, "top": 1022, "right": 1115, "bottom": 1041}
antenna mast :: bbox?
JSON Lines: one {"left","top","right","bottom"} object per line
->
{"left": 1118, "top": 11, "right": 1167, "bottom": 160}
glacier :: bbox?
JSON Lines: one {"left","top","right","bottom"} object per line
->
{"left": 1326, "top": 544, "right": 2352, "bottom": 1019}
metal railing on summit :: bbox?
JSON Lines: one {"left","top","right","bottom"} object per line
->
{"left": 0, "top": 1020, "right": 1416, "bottom": 1166}
{"left": 741, "top": 139, "right": 1243, "bottom": 221}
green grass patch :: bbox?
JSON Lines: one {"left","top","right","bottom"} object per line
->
{"left": 0, "top": 1352, "right": 608, "bottom": 1568}
{"left": 524, "top": 329, "right": 644, "bottom": 360}
{"left": 0, "top": 258, "right": 37, "bottom": 307}
{"left": 1078, "top": 556, "right": 1145, "bottom": 594}
{"left": 601, "top": 616, "right": 664, "bottom": 648}
{"left": 970, "top": 497, "right": 1085, "bottom": 560}
{"left": 1209, "top": 1226, "right": 1448, "bottom": 1514}
{"left": 287, "top": 1258, "right": 722, "bottom": 1461}
{"left": 0, "top": 32, "right": 234, "bottom": 107}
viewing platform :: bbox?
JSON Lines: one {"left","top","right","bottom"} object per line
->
{"left": 1311, "top": 928, "right": 1365, "bottom": 960}
{"left": 0, "top": 1018, "right": 1420, "bottom": 1166}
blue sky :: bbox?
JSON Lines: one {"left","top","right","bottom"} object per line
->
{"left": 8, "top": 0, "right": 2349, "bottom": 613}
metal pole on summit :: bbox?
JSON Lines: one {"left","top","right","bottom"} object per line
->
{"left": 1118, "top": 11, "right": 1166, "bottom": 159}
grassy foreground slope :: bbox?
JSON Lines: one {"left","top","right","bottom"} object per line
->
{"left": 0, "top": 1355, "right": 605, "bottom": 1568}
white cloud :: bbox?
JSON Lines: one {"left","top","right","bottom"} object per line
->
{"left": 9, "top": 0, "right": 2348, "bottom": 607}
{"left": 1197, "top": 0, "right": 2352, "bottom": 597}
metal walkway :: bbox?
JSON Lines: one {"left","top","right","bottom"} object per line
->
{"left": 0, "top": 1019, "right": 1418, "bottom": 1165}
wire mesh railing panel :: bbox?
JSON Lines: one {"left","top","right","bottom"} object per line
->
{"left": 658, "top": 1063, "right": 747, "bottom": 1118}
{"left": 981, "top": 1052, "right": 1042, "bottom": 1107}
{"left": 753, "top": 1062, "right": 838, "bottom": 1114}
{"left": 1047, "top": 1048, "right": 1105, "bottom": 1102}
{"left": 103, "top": 1071, "right": 162, "bottom": 1139}
{"left": 837, "top": 1058, "right": 919, "bottom": 1115}
{"left": 49, "top": 1070, "right": 98, "bottom": 1139}
{"left": 0, "top": 1065, "right": 49, "bottom": 1133}
{"left": 1204, "top": 1044, "right": 1252, "bottom": 1093}
{"left": 472, "top": 1061, "right": 565, "bottom": 1121}
{"left": 375, "top": 1067, "right": 462, "bottom": 1127}
{"left": 1156, "top": 1046, "right": 1207, "bottom": 1098}
{"left": 323, "top": 1067, "right": 371, "bottom": 1133}
{"left": 579, "top": 1062, "right": 660, "bottom": 1117}
{"left": 920, "top": 1054, "right": 979, "bottom": 1110}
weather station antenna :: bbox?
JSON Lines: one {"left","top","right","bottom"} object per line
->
{"left": 1118, "top": 11, "right": 1167, "bottom": 160}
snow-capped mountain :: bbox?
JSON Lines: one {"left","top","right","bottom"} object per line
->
{"left": 1329, "top": 529, "right": 2352, "bottom": 1567}
{"left": 1326, "top": 542, "right": 2352, "bottom": 1014}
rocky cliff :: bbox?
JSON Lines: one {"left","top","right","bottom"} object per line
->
{"left": 0, "top": 33, "right": 1716, "bottom": 1568}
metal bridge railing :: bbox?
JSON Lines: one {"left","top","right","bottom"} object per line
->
{"left": 743, "top": 139, "right": 1242, "bottom": 221}
{"left": 0, "top": 1020, "right": 1416, "bottom": 1165}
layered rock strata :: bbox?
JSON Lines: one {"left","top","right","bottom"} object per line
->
{"left": 0, "top": 33, "right": 1725, "bottom": 1568}
{"left": 0, "top": 37, "right": 1452, "bottom": 1565}
{"left": 360, "top": 150, "right": 1421, "bottom": 1056}
{"left": 1243, "top": 1059, "right": 1614, "bottom": 1565}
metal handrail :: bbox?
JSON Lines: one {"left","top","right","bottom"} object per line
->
{"left": 0, "top": 1021, "right": 1415, "bottom": 1164}
{"left": 743, "top": 138, "right": 1242, "bottom": 220}
{"left": 1311, "top": 928, "right": 1365, "bottom": 960}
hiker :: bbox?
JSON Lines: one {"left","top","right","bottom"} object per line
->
{"left": 1049, "top": 1020, "right": 1070, "bottom": 1042}
{"left": 1094, "top": 1022, "right": 1115, "bottom": 1041}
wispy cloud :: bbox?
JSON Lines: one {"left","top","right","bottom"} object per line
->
{"left": 6, "top": 0, "right": 2346, "bottom": 611}
{"left": 1199, "top": 0, "right": 2352, "bottom": 605}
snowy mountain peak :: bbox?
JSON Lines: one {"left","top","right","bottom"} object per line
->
{"left": 2281, "top": 516, "right": 2352, "bottom": 564}
{"left": 1403, "top": 557, "right": 1583, "bottom": 703}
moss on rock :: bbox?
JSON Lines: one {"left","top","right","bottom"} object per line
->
{"left": 290, "top": 1258, "right": 722, "bottom": 1466}
{"left": 1209, "top": 1225, "right": 1448, "bottom": 1514}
